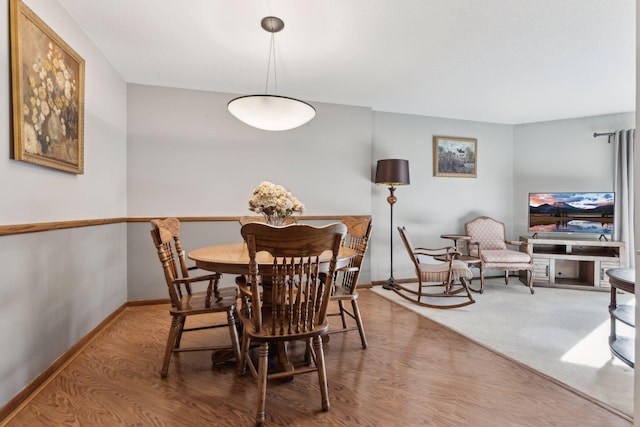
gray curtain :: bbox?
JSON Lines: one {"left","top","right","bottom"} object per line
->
{"left": 612, "top": 129, "right": 635, "bottom": 268}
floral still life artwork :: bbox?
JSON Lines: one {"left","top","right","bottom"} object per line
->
{"left": 248, "top": 181, "right": 305, "bottom": 225}
{"left": 10, "top": 0, "right": 85, "bottom": 174}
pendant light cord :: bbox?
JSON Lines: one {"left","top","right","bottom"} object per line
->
{"left": 264, "top": 33, "right": 278, "bottom": 95}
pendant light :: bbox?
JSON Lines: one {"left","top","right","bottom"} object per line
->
{"left": 227, "top": 16, "right": 316, "bottom": 131}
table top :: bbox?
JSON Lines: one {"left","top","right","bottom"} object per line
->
{"left": 188, "top": 242, "right": 356, "bottom": 275}
{"left": 606, "top": 268, "right": 635, "bottom": 293}
{"left": 440, "top": 234, "right": 471, "bottom": 241}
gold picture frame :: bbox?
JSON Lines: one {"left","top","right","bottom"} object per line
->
{"left": 10, "top": 0, "right": 85, "bottom": 174}
{"left": 433, "top": 136, "right": 477, "bottom": 178}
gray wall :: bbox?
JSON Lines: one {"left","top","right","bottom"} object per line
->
{"left": 513, "top": 113, "right": 635, "bottom": 235}
{"left": 126, "top": 84, "right": 373, "bottom": 218}
{"left": 371, "top": 112, "right": 515, "bottom": 281}
{"left": 125, "top": 84, "right": 374, "bottom": 300}
{"left": 0, "top": 0, "right": 127, "bottom": 224}
{"left": 0, "top": 0, "right": 128, "bottom": 408}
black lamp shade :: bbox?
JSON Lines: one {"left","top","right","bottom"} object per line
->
{"left": 375, "top": 159, "right": 410, "bottom": 186}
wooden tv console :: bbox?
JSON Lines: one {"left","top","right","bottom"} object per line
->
{"left": 519, "top": 236, "right": 626, "bottom": 290}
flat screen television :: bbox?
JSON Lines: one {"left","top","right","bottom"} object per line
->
{"left": 528, "top": 192, "right": 614, "bottom": 238}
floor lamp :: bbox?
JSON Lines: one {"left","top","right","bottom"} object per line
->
{"left": 375, "top": 159, "right": 410, "bottom": 290}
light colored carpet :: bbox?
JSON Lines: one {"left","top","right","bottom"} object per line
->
{"left": 371, "top": 278, "right": 635, "bottom": 416}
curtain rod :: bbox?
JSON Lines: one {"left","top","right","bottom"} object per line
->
{"left": 593, "top": 132, "right": 614, "bottom": 138}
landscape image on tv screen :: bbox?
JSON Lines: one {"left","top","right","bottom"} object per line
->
{"left": 528, "top": 192, "right": 614, "bottom": 235}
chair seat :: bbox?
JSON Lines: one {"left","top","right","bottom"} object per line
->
{"left": 480, "top": 249, "right": 531, "bottom": 264}
{"left": 241, "top": 315, "right": 330, "bottom": 342}
{"left": 169, "top": 287, "right": 238, "bottom": 315}
{"left": 331, "top": 284, "right": 358, "bottom": 298}
{"left": 483, "top": 262, "right": 534, "bottom": 270}
{"left": 417, "top": 259, "right": 474, "bottom": 282}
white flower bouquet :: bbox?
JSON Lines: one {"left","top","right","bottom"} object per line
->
{"left": 248, "top": 181, "right": 304, "bottom": 225}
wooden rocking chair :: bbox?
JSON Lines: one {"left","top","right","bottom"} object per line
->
{"left": 392, "top": 226, "right": 475, "bottom": 309}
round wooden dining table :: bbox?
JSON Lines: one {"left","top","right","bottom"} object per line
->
{"left": 188, "top": 242, "right": 356, "bottom": 375}
{"left": 188, "top": 242, "right": 356, "bottom": 275}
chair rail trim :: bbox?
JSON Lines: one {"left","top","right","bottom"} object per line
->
{"left": 0, "top": 216, "right": 369, "bottom": 236}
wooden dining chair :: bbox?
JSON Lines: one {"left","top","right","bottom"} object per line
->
{"left": 150, "top": 218, "right": 242, "bottom": 378}
{"left": 235, "top": 215, "right": 298, "bottom": 310}
{"left": 239, "top": 222, "right": 346, "bottom": 426}
{"left": 327, "top": 216, "right": 372, "bottom": 349}
{"left": 394, "top": 226, "right": 475, "bottom": 309}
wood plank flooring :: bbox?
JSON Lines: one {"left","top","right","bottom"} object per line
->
{"left": 1, "top": 289, "right": 632, "bottom": 426}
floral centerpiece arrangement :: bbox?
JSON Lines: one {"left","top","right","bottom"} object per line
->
{"left": 248, "top": 181, "right": 304, "bottom": 225}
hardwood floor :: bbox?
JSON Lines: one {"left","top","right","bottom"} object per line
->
{"left": 1, "top": 289, "right": 631, "bottom": 426}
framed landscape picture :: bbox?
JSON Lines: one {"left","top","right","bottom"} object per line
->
{"left": 10, "top": 0, "right": 85, "bottom": 174}
{"left": 433, "top": 136, "right": 477, "bottom": 178}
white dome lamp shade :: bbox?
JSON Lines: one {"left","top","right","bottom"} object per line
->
{"left": 227, "top": 16, "right": 316, "bottom": 131}
{"left": 227, "top": 95, "right": 316, "bottom": 132}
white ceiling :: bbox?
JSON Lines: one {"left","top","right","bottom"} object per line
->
{"left": 57, "top": 0, "right": 636, "bottom": 124}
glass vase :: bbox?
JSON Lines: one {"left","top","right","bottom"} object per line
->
{"left": 263, "top": 213, "right": 289, "bottom": 226}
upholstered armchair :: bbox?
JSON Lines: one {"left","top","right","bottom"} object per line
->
{"left": 464, "top": 216, "right": 534, "bottom": 294}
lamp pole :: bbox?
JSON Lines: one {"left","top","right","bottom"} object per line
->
{"left": 383, "top": 185, "right": 398, "bottom": 289}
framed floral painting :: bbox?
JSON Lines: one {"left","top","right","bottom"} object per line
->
{"left": 433, "top": 136, "right": 477, "bottom": 178}
{"left": 10, "top": 0, "right": 85, "bottom": 174}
